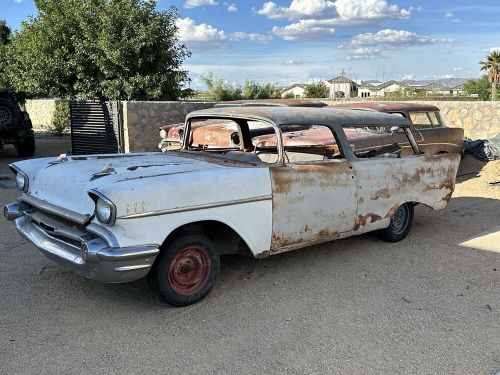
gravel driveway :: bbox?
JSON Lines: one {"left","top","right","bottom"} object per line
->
{"left": 1, "top": 139, "right": 499, "bottom": 374}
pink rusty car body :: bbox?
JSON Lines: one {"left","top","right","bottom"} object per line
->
{"left": 159, "top": 101, "right": 463, "bottom": 155}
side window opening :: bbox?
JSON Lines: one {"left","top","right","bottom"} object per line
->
{"left": 256, "top": 125, "right": 344, "bottom": 164}
{"left": 347, "top": 125, "right": 418, "bottom": 159}
{"left": 409, "top": 112, "right": 433, "bottom": 128}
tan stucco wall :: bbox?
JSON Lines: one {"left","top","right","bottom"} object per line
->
{"left": 24, "top": 99, "right": 68, "bottom": 132}
{"left": 317, "top": 99, "right": 500, "bottom": 139}
{"left": 123, "top": 101, "right": 215, "bottom": 152}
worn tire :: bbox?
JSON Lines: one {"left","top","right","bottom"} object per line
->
{"left": 15, "top": 134, "right": 35, "bottom": 157}
{"left": 153, "top": 232, "right": 220, "bottom": 306}
{"left": 0, "top": 98, "right": 19, "bottom": 129}
{"left": 378, "top": 203, "right": 414, "bottom": 242}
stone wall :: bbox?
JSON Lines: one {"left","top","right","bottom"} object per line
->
{"left": 416, "top": 101, "right": 500, "bottom": 140}
{"left": 24, "top": 99, "right": 68, "bottom": 132}
{"left": 122, "top": 101, "right": 215, "bottom": 152}
{"left": 317, "top": 99, "right": 500, "bottom": 139}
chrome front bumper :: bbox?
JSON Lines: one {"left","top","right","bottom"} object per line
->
{"left": 4, "top": 202, "right": 160, "bottom": 283}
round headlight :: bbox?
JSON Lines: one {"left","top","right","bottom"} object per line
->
{"left": 16, "top": 172, "right": 28, "bottom": 192}
{"left": 96, "top": 198, "right": 113, "bottom": 224}
{"left": 159, "top": 129, "right": 167, "bottom": 139}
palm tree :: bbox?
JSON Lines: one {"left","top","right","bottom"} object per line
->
{"left": 480, "top": 51, "right": 500, "bottom": 100}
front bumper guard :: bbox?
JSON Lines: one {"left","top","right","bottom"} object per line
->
{"left": 4, "top": 202, "right": 160, "bottom": 283}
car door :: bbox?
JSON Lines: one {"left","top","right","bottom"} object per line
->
{"left": 269, "top": 158, "right": 358, "bottom": 253}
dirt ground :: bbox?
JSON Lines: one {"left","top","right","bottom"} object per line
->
{"left": 0, "top": 138, "right": 499, "bottom": 374}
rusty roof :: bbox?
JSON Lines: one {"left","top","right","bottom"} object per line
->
{"left": 329, "top": 101, "right": 440, "bottom": 112}
{"left": 187, "top": 106, "right": 410, "bottom": 128}
{"left": 215, "top": 99, "right": 327, "bottom": 108}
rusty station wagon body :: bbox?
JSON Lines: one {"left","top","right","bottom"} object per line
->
{"left": 5, "top": 107, "right": 460, "bottom": 306}
{"left": 330, "top": 102, "right": 464, "bottom": 155}
{"left": 159, "top": 101, "right": 463, "bottom": 156}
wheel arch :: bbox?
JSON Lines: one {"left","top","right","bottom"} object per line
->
{"left": 160, "top": 219, "right": 255, "bottom": 258}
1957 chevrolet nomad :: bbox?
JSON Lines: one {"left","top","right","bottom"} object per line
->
{"left": 4, "top": 107, "right": 460, "bottom": 306}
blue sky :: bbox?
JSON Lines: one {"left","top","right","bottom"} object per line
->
{"left": 2, "top": 0, "right": 500, "bottom": 89}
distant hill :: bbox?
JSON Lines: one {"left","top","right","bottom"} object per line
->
{"left": 402, "top": 78, "right": 470, "bottom": 88}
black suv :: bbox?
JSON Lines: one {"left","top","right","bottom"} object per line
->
{"left": 0, "top": 88, "right": 35, "bottom": 157}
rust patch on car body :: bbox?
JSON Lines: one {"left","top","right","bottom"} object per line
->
{"left": 353, "top": 213, "right": 382, "bottom": 231}
{"left": 371, "top": 188, "right": 391, "bottom": 200}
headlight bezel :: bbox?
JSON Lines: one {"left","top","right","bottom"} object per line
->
{"left": 88, "top": 190, "right": 116, "bottom": 226}
{"left": 16, "top": 172, "right": 29, "bottom": 192}
{"left": 9, "top": 165, "right": 29, "bottom": 193}
{"left": 159, "top": 129, "right": 168, "bottom": 139}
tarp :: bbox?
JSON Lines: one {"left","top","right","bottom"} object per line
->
{"left": 463, "top": 135, "right": 500, "bottom": 161}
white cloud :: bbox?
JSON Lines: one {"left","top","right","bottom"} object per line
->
{"left": 490, "top": 47, "right": 500, "bottom": 53}
{"left": 444, "top": 10, "right": 461, "bottom": 22}
{"left": 272, "top": 20, "right": 335, "bottom": 40}
{"left": 452, "top": 67, "right": 463, "bottom": 71}
{"left": 176, "top": 17, "right": 226, "bottom": 51}
{"left": 229, "top": 32, "right": 272, "bottom": 43}
{"left": 347, "top": 29, "right": 454, "bottom": 48}
{"left": 14, "top": 0, "right": 23, "bottom": 3}
{"left": 257, "top": 0, "right": 338, "bottom": 20}
{"left": 346, "top": 47, "right": 383, "bottom": 60}
{"left": 262, "top": 0, "right": 413, "bottom": 40}
{"left": 401, "top": 73, "right": 415, "bottom": 80}
{"left": 224, "top": 2, "right": 238, "bottom": 12}
{"left": 184, "top": 0, "right": 218, "bottom": 9}
{"left": 284, "top": 59, "right": 309, "bottom": 65}
{"left": 257, "top": 0, "right": 411, "bottom": 21}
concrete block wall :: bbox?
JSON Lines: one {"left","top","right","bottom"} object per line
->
{"left": 122, "top": 101, "right": 215, "bottom": 152}
{"left": 24, "top": 99, "right": 68, "bottom": 132}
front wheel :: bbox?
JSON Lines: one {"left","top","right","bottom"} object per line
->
{"left": 378, "top": 203, "right": 414, "bottom": 242}
{"left": 153, "top": 232, "right": 220, "bottom": 306}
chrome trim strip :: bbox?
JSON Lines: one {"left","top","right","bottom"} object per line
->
{"left": 119, "top": 195, "right": 273, "bottom": 219}
{"left": 86, "top": 223, "right": 119, "bottom": 247}
{"left": 20, "top": 193, "right": 91, "bottom": 225}
{"left": 115, "top": 264, "right": 153, "bottom": 272}
{"left": 97, "top": 246, "right": 160, "bottom": 260}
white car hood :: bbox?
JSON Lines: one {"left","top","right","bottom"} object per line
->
{"left": 15, "top": 152, "right": 226, "bottom": 215}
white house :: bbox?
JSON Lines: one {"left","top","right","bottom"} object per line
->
{"left": 327, "top": 76, "right": 357, "bottom": 98}
{"left": 281, "top": 84, "right": 305, "bottom": 98}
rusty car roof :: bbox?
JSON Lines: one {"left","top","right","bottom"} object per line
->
{"left": 214, "top": 99, "right": 328, "bottom": 108}
{"left": 329, "top": 102, "right": 440, "bottom": 113}
{"left": 187, "top": 106, "right": 410, "bottom": 128}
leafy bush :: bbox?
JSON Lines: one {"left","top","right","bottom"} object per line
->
{"left": 304, "top": 82, "right": 329, "bottom": 98}
{"left": 463, "top": 76, "right": 495, "bottom": 101}
{"left": 201, "top": 74, "right": 242, "bottom": 101}
{"left": 283, "top": 92, "right": 295, "bottom": 99}
{"left": 242, "top": 81, "right": 281, "bottom": 99}
{"left": 50, "top": 102, "right": 70, "bottom": 136}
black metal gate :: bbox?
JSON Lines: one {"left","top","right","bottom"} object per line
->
{"left": 69, "top": 101, "right": 123, "bottom": 155}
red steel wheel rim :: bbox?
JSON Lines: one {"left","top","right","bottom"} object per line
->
{"left": 168, "top": 246, "right": 211, "bottom": 296}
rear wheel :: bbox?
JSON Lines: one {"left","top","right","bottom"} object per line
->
{"left": 15, "top": 134, "right": 35, "bottom": 157}
{"left": 153, "top": 232, "right": 220, "bottom": 306}
{"left": 378, "top": 203, "right": 414, "bottom": 242}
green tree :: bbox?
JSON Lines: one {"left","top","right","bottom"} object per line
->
{"left": 0, "top": 20, "right": 11, "bottom": 45}
{"left": 480, "top": 51, "right": 500, "bottom": 101}
{"left": 4, "top": 0, "right": 190, "bottom": 100}
{"left": 242, "top": 81, "right": 281, "bottom": 99}
{"left": 304, "top": 82, "right": 329, "bottom": 98}
{"left": 0, "top": 20, "right": 12, "bottom": 87}
{"left": 201, "top": 74, "right": 242, "bottom": 101}
{"left": 463, "top": 76, "right": 493, "bottom": 101}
